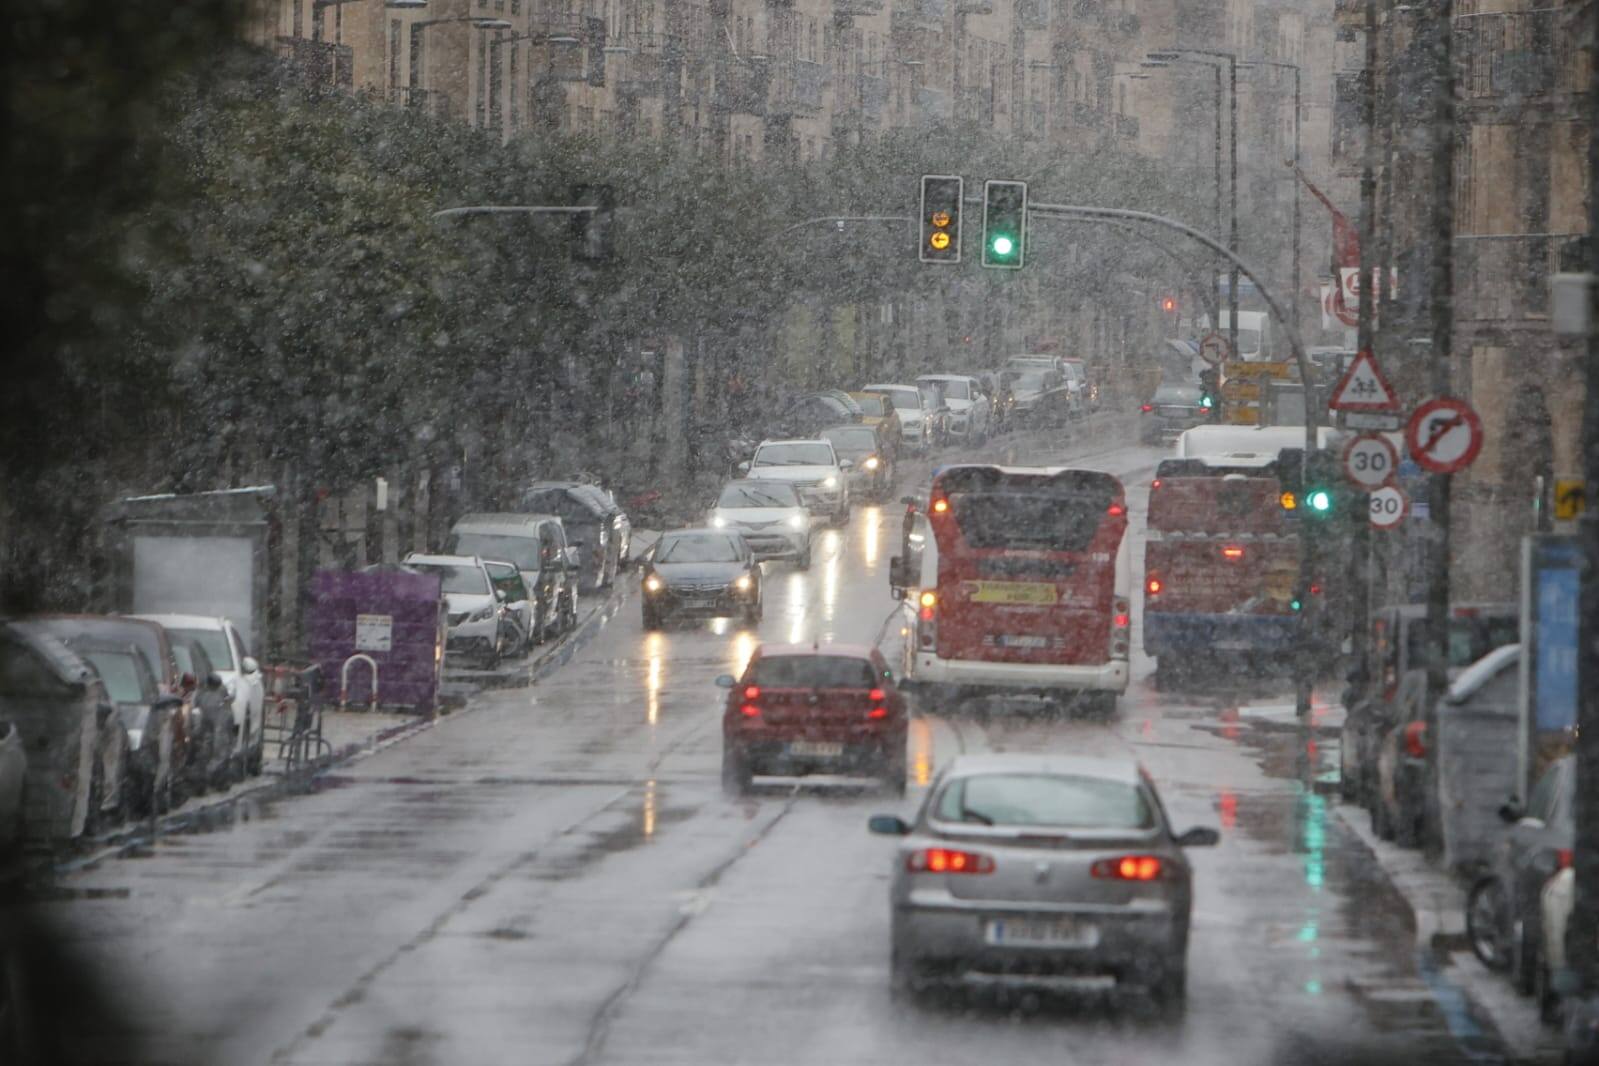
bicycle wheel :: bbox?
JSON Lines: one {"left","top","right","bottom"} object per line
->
{"left": 1466, "top": 876, "right": 1514, "bottom": 972}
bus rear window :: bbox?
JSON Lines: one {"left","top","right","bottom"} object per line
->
{"left": 950, "top": 493, "right": 1109, "bottom": 551}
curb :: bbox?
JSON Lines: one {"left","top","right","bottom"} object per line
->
{"left": 44, "top": 582, "right": 630, "bottom": 880}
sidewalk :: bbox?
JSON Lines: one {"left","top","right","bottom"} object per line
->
{"left": 1332, "top": 794, "right": 1564, "bottom": 1062}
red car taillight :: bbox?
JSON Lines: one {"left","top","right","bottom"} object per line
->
{"left": 867, "top": 688, "right": 888, "bottom": 719}
{"left": 1140, "top": 404, "right": 1153, "bottom": 413}
{"left": 1091, "top": 855, "right": 1163, "bottom": 881}
{"left": 1402, "top": 721, "right": 1427, "bottom": 758}
{"left": 907, "top": 847, "right": 995, "bottom": 874}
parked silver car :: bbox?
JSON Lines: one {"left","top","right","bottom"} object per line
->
{"left": 869, "top": 753, "right": 1217, "bottom": 1007}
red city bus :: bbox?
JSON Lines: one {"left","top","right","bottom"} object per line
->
{"left": 887, "top": 465, "right": 1131, "bottom": 714}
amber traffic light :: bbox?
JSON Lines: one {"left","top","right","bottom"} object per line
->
{"left": 920, "top": 175, "right": 963, "bottom": 264}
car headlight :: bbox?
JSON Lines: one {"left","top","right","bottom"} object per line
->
{"left": 788, "top": 514, "right": 806, "bottom": 529}
{"left": 127, "top": 728, "right": 143, "bottom": 749}
{"left": 710, "top": 515, "right": 728, "bottom": 528}
{"left": 645, "top": 575, "right": 663, "bottom": 593}
{"left": 735, "top": 575, "right": 752, "bottom": 591}
{"left": 864, "top": 456, "right": 880, "bottom": 470}
{"left": 468, "top": 605, "right": 495, "bottom": 623}
{"left": 822, "top": 476, "right": 838, "bottom": 489}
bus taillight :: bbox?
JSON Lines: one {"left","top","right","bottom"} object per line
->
{"left": 1146, "top": 577, "right": 1163, "bottom": 596}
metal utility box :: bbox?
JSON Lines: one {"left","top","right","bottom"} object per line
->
{"left": 306, "top": 568, "right": 445, "bottom": 715}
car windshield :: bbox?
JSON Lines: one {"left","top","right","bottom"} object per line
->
{"left": 410, "top": 563, "right": 491, "bottom": 595}
{"left": 753, "top": 443, "right": 834, "bottom": 466}
{"left": 853, "top": 395, "right": 887, "bottom": 416}
{"left": 718, "top": 482, "right": 800, "bottom": 508}
{"left": 80, "top": 650, "right": 149, "bottom": 705}
{"left": 1013, "top": 372, "right": 1050, "bottom": 391}
{"left": 1152, "top": 383, "right": 1203, "bottom": 403}
{"left": 656, "top": 534, "right": 740, "bottom": 564}
{"left": 876, "top": 389, "right": 920, "bottom": 411}
{"left": 448, "top": 533, "right": 541, "bottom": 571}
{"left": 820, "top": 427, "right": 876, "bottom": 456}
{"left": 935, "top": 380, "right": 971, "bottom": 400}
{"left": 168, "top": 628, "right": 233, "bottom": 670}
{"left": 748, "top": 655, "right": 877, "bottom": 688}
{"left": 935, "top": 773, "right": 1154, "bottom": 829}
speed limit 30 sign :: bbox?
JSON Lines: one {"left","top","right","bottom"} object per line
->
{"left": 1369, "top": 485, "right": 1408, "bottom": 530}
{"left": 1342, "top": 433, "right": 1399, "bottom": 490}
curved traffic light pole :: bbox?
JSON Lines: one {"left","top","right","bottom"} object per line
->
{"left": 1029, "top": 200, "right": 1322, "bottom": 717}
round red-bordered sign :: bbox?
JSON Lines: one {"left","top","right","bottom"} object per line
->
{"left": 1404, "top": 397, "right": 1483, "bottom": 475}
{"left": 1369, "top": 484, "right": 1408, "bottom": 530}
{"left": 1198, "top": 332, "right": 1229, "bottom": 366}
{"left": 1342, "top": 433, "right": 1399, "bottom": 490}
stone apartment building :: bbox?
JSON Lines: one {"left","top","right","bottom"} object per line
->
{"left": 1335, "top": 0, "right": 1591, "bottom": 601}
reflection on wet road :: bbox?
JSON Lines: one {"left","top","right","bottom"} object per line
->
{"left": 45, "top": 423, "right": 1512, "bottom": 1066}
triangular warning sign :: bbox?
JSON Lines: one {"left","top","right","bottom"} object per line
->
{"left": 1328, "top": 348, "right": 1400, "bottom": 412}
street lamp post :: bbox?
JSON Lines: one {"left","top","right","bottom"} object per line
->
{"left": 1240, "top": 59, "right": 1301, "bottom": 338}
{"left": 1150, "top": 49, "right": 1238, "bottom": 365}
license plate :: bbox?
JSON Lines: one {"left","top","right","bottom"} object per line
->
{"left": 998, "top": 634, "right": 1048, "bottom": 649}
{"left": 788, "top": 741, "right": 844, "bottom": 758}
{"left": 679, "top": 598, "right": 714, "bottom": 609}
{"left": 967, "top": 581, "right": 1058, "bottom": 606}
{"left": 984, "top": 917, "right": 1098, "bottom": 948}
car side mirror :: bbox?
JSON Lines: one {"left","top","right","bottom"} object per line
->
{"left": 868, "top": 814, "right": 911, "bottom": 836}
{"left": 495, "top": 588, "right": 507, "bottom": 602}
{"left": 888, "top": 555, "right": 909, "bottom": 595}
{"left": 1176, "top": 826, "right": 1220, "bottom": 847}
{"left": 714, "top": 674, "right": 736, "bottom": 689}
{"left": 736, "top": 461, "right": 751, "bottom": 475}
{"left": 241, "top": 656, "right": 260, "bottom": 675}
{"left": 1498, "top": 799, "right": 1525, "bottom": 824}
{"left": 564, "top": 547, "right": 580, "bottom": 567}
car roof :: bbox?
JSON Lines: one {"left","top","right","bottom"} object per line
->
{"left": 756, "top": 438, "right": 832, "bottom": 448}
{"left": 661, "top": 527, "right": 742, "bottom": 540}
{"left": 0, "top": 623, "right": 100, "bottom": 687}
{"left": 861, "top": 383, "right": 917, "bottom": 392}
{"left": 131, "top": 613, "right": 230, "bottom": 631}
{"left": 940, "top": 753, "right": 1145, "bottom": 784}
{"left": 454, "top": 512, "right": 561, "bottom": 533}
{"left": 404, "top": 553, "right": 486, "bottom": 568}
{"left": 753, "top": 642, "right": 877, "bottom": 659}
{"left": 917, "top": 373, "right": 970, "bottom": 383}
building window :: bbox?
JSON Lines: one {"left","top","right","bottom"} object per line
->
{"left": 509, "top": 45, "right": 520, "bottom": 130}
{"left": 477, "top": 35, "right": 488, "bottom": 126}
{"left": 389, "top": 19, "right": 401, "bottom": 93}
{"left": 490, "top": 35, "right": 504, "bottom": 131}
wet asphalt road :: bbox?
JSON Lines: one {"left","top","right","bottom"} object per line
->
{"left": 40, "top": 417, "right": 1514, "bottom": 1066}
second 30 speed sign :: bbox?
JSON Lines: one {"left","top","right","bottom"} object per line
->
{"left": 1342, "top": 433, "right": 1399, "bottom": 490}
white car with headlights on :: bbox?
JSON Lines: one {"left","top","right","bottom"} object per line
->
{"left": 869, "top": 753, "right": 1218, "bottom": 1009}
{"left": 402, "top": 553, "right": 507, "bottom": 667}
{"left": 738, "top": 438, "right": 852, "bottom": 526}
{"left": 708, "top": 479, "right": 814, "bottom": 569}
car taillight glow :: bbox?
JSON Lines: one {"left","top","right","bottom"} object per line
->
{"left": 869, "top": 689, "right": 885, "bottom": 701}
{"left": 1140, "top": 404, "right": 1153, "bottom": 413}
{"left": 1222, "top": 546, "right": 1245, "bottom": 560}
{"left": 744, "top": 686, "right": 760, "bottom": 700}
{"left": 907, "top": 847, "right": 995, "bottom": 874}
{"left": 1402, "top": 720, "right": 1427, "bottom": 758}
{"left": 868, "top": 706, "right": 889, "bottom": 719}
{"left": 1107, "top": 503, "right": 1125, "bottom": 517}
{"left": 1199, "top": 406, "right": 1211, "bottom": 414}
{"left": 1146, "top": 577, "right": 1163, "bottom": 595}
{"left": 931, "top": 498, "right": 949, "bottom": 514}
{"left": 739, "top": 703, "right": 761, "bottom": 718}
{"left": 1092, "top": 855, "right": 1163, "bottom": 881}
{"left": 1151, "top": 478, "right": 1162, "bottom": 489}
{"left": 1559, "top": 848, "right": 1575, "bottom": 870}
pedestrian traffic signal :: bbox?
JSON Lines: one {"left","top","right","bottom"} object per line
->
{"left": 919, "top": 175, "right": 963, "bottom": 264}
{"left": 981, "top": 180, "right": 1027, "bottom": 269}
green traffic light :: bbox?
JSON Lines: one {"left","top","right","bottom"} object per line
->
{"left": 1290, "top": 598, "right": 1303, "bottom": 612}
{"left": 991, "top": 234, "right": 1015, "bottom": 257}
{"left": 1306, "top": 488, "right": 1333, "bottom": 514}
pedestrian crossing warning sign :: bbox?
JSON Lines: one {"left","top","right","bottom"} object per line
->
{"left": 1328, "top": 349, "right": 1399, "bottom": 413}
{"left": 1554, "top": 479, "right": 1586, "bottom": 521}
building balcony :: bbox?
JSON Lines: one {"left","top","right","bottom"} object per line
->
{"left": 769, "top": 59, "right": 826, "bottom": 115}
{"left": 1071, "top": 100, "right": 1104, "bottom": 128}
{"left": 711, "top": 60, "right": 766, "bottom": 113}
{"left": 1113, "top": 111, "right": 1138, "bottom": 140}
{"left": 834, "top": 0, "right": 885, "bottom": 14}
{"left": 275, "top": 36, "right": 353, "bottom": 90}
{"left": 957, "top": 84, "right": 994, "bottom": 122}
{"left": 861, "top": 74, "right": 889, "bottom": 121}
{"left": 1016, "top": 0, "right": 1048, "bottom": 29}
{"left": 1456, "top": 9, "right": 1585, "bottom": 116}
{"left": 892, "top": 0, "right": 947, "bottom": 28}
{"left": 914, "top": 85, "right": 952, "bottom": 121}
{"left": 1333, "top": 0, "right": 1364, "bottom": 32}
{"left": 1107, "top": 10, "right": 1139, "bottom": 36}
{"left": 619, "top": 50, "right": 673, "bottom": 98}
{"left": 956, "top": 0, "right": 993, "bottom": 12}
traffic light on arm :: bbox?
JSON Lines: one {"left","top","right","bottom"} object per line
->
{"left": 919, "top": 175, "right": 963, "bottom": 264}
{"left": 981, "top": 180, "right": 1027, "bottom": 269}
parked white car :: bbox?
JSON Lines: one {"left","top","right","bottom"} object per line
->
{"left": 403, "top": 554, "right": 507, "bottom": 667}
{"left": 739, "top": 439, "right": 852, "bottom": 526}
{"left": 133, "top": 613, "right": 266, "bottom": 776}
{"left": 708, "top": 478, "right": 814, "bottom": 569}
{"left": 916, "top": 374, "right": 991, "bottom": 442}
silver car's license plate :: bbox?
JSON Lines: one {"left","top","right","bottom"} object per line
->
{"left": 984, "top": 917, "right": 1099, "bottom": 948}
{"left": 788, "top": 741, "right": 843, "bottom": 758}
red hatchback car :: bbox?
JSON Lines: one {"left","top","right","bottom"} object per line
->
{"left": 717, "top": 643, "right": 908, "bottom": 796}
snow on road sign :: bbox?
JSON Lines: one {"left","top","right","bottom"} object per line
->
{"left": 1328, "top": 348, "right": 1399, "bottom": 412}
{"left": 1404, "top": 397, "right": 1483, "bottom": 475}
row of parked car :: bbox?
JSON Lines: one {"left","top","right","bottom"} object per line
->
{"left": 1338, "top": 602, "right": 1583, "bottom": 1025}
{"left": 410, "top": 479, "right": 634, "bottom": 668}
{"left": 0, "top": 612, "right": 267, "bottom": 845}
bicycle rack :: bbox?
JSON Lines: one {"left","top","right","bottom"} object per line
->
{"left": 339, "top": 654, "right": 379, "bottom": 712}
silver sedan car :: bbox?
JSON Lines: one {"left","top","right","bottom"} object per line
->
{"left": 869, "top": 753, "right": 1218, "bottom": 1007}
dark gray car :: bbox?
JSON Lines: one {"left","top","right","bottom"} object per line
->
{"left": 1139, "top": 381, "right": 1209, "bottom": 443}
{"left": 639, "top": 530, "right": 762, "bottom": 628}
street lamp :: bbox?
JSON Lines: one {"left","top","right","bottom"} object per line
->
{"left": 1238, "top": 58, "right": 1302, "bottom": 337}
{"left": 1149, "top": 48, "right": 1238, "bottom": 364}
{"left": 489, "top": 29, "right": 584, "bottom": 136}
